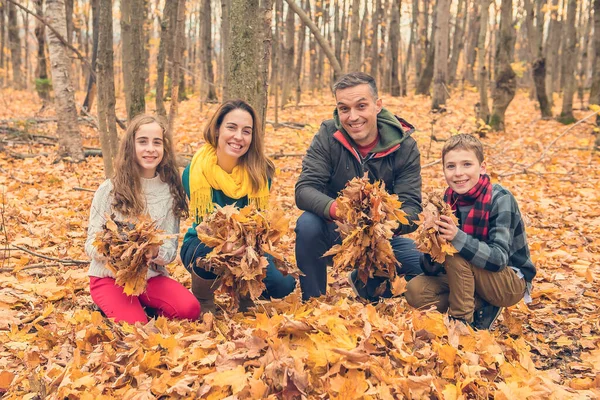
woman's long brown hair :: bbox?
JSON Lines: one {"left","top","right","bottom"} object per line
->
{"left": 203, "top": 99, "right": 275, "bottom": 191}
{"left": 112, "top": 114, "right": 188, "bottom": 218}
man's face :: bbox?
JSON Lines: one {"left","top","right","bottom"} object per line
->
{"left": 335, "top": 84, "right": 382, "bottom": 146}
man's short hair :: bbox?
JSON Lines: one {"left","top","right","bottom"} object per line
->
{"left": 332, "top": 72, "right": 378, "bottom": 99}
{"left": 442, "top": 134, "right": 485, "bottom": 163}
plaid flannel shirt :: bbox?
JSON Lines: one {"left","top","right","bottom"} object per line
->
{"left": 451, "top": 184, "right": 536, "bottom": 282}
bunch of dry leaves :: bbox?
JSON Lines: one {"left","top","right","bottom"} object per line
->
{"left": 414, "top": 192, "right": 459, "bottom": 263}
{"left": 324, "top": 173, "right": 410, "bottom": 295}
{"left": 93, "top": 214, "right": 164, "bottom": 296}
{"left": 196, "top": 205, "right": 299, "bottom": 311}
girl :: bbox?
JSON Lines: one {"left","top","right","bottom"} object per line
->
{"left": 85, "top": 114, "right": 200, "bottom": 324}
{"left": 180, "top": 99, "right": 296, "bottom": 313}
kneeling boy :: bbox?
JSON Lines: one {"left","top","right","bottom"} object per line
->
{"left": 405, "top": 134, "right": 535, "bottom": 329}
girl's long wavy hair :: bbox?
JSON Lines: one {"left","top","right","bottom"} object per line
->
{"left": 112, "top": 114, "right": 188, "bottom": 219}
{"left": 203, "top": 99, "right": 275, "bottom": 191}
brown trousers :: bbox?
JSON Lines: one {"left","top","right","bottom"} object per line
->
{"left": 405, "top": 254, "right": 525, "bottom": 323}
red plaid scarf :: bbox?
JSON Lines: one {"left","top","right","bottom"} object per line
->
{"left": 444, "top": 174, "right": 492, "bottom": 241}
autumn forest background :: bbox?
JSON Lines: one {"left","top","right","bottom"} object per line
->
{"left": 0, "top": 0, "right": 599, "bottom": 398}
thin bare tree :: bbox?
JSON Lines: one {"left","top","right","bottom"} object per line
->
{"left": 45, "top": 0, "right": 84, "bottom": 161}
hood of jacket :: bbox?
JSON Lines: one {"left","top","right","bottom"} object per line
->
{"left": 332, "top": 107, "right": 415, "bottom": 154}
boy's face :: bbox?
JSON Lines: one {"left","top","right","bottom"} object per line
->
{"left": 443, "top": 148, "right": 486, "bottom": 194}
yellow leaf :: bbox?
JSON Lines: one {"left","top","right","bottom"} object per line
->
{"left": 203, "top": 365, "right": 248, "bottom": 394}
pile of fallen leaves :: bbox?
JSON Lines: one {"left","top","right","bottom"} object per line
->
{"left": 196, "top": 205, "right": 299, "bottom": 311}
{"left": 414, "top": 191, "right": 459, "bottom": 263}
{"left": 93, "top": 214, "right": 163, "bottom": 296}
{"left": 324, "top": 173, "right": 409, "bottom": 291}
{"left": 1, "top": 290, "right": 594, "bottom": 398}
{"left": 2, "top": 90, "right": 600, "bottom": 398}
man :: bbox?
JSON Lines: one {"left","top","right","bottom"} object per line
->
{"left": 295, "top": 72, "right": 423, "bottom": 301}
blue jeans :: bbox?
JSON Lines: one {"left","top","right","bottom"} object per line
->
{"left": 180, "top": 236, "right": 296, "bottom": 299}
{"left": 295, "top": 211, "right": 421, "bottom": 301}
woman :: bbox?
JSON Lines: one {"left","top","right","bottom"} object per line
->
{"left": 180, "top": 99, "right": 296, "bottom": 313}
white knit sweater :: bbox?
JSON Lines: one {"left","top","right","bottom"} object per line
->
{"left": 84, "top": 176, "right": 180, "bottom": 279}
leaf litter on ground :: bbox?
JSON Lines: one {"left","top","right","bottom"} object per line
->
{"left": 0, "top": 90, "right": 599, "bottom": 398}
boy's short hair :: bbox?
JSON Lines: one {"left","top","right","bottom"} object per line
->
{"left": 332, "top": 72, "right": 378, "bottom": 99}
{"left": 442, "top": 134, "right": 485, "bottom": 163}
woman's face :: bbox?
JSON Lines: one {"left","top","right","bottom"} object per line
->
{"left": 216, "top": 108, "right": 253, "bottom": 166}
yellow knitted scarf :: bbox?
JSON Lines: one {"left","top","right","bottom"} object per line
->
{"left": 189, "top": 145, "right": 270, "bottom": 221}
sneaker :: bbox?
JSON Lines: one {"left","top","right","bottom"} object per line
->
{"left": 347, "top": 270, "right": 361, "bottom": 297}
{"left": 472, "top": 304, "right": 503, "bottom": 330}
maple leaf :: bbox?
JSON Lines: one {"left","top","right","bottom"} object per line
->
{"left": 414, "top": 191, "right": 459, "bottom": 263}
{"left": 196, "top": 205, "right": 300, "bottom": 312}
{"left": 93, "top": 214, "right": 164, "bottom": 296}
{"left": 323, "top": 173, "right": 407, "bottom": 285}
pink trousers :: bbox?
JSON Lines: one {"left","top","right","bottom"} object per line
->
{"left": 90, "top": 276, "right": 200, "bottom": 324}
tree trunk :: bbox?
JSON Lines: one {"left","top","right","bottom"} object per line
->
{"left": 270, "top": 0, "right": 281, "bottom": 101}
{"left": 0, "top": 2, "right": 5, "bottom": 85}
{"left": 121, "top": 0, "right": 146, "bottom": 120}
{"left": 284, "top": 0, "right": 343, "bottom": 79}
{"left": 371, "top": 0, "right": 381, "bottom": 78}
{"left": 307, "top": 0, "right": 318, "bottom": 93}
{"left": 348, "top": 0, "right": 361, "bottom": 72}
{"left": 448, "top": 0, "right": 467, "bottom": 85}
{"left": 545, "top": 0, "right": 560, "bottom": 107}
{"left": 589, "top": 0, "right": 600, "bottom": 106}
{"left": 177, "top": 22, "right": 187, "bottom": 102}
{"left": 524, "top": 0, "right": 551, "bottom": 118}
{"left": 415, "top": 4, "right": 436, "bottom": 95}
{"left": 225, "top": 0, "right": 261, "bottom": 106}
{"left": 477, "top": 0, "right": 490, "bottom": 122}
{"left": 533, "top": 59, "right": 552, "bottom": 119}
{"left": 432, "top": 0, "right": 450, "bottom": 109}
{"left": 8, "top": 2, "right": 23, "bottom": 89}
{"left": 82, "top": 0, "right": 99, "bottom": 112}
{"left": 221, "top": 0, "right": 231, "bottom": 97}
{"left": 258, "top": 0, "right": 273, "bottom": 126}
{"left": 23, "top": 5, "right": 29, "bottom": 90}
{"left": 168, "top": 0, "right": 185, "bottom": 134}
{"left": 45, "top": 0, "right": 84, "bottom": 162}
{"left": 34, "top": 0, "right": 50, "bottom": 100}
{"left": 295, "top": 0, "right": 306, "bottom": 106}
{"left": 464, "top": 0, "right": 480, "bottom": 84}
{"left": 97, "top": 0, "right": 119, "bottom": 178}
{"left": 65, "top": 0, "right": 74, "bottom": 44}
{"left": 577, "top": 0, "right": 592, "bottom": 109}
{"left": 489, "top": 0, "right": 516, "bottom": 131}
{"left": 390, "top": 0, "right": 400, "bottom": 96}
{"left": 334, "top": 0, "right": 341, "bottom": 72}
{"left": 200, "top": 0, "right": 217, "bottom": 102}
{"left": 156, "top": 0, "right": 175, "bottom": 118}
{"left": 281, "top": 4, "right": 295, "bottom": 106}
{"left": 558, "top": 0, "right": 577, "bottom": 123}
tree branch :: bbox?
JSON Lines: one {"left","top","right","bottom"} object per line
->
{"left": 283, "top": 0, "right": 343, "bottom": 77}
{"left": 7, "top": 245, "right": 89, "bottom": 265}
{"left": 498, "top": 110, "right": 600, "bottom": 177}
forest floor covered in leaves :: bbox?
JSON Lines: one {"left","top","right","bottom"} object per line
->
{"left": 0, "top": 88, "right": 599, "bottom": 398}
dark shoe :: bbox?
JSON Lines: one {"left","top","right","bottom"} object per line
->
{"left": 472, "top": 304, "right": 503, "bottom": 330}
{"left": 347, "top": 270, "right": 371, "bottom": 299}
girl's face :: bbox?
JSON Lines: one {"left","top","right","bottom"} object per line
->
{"left": 134, "top": 122, "right": 164, "bottom": 179}
{"left": 216, "top": 109, "right": 253, "bottom": 169}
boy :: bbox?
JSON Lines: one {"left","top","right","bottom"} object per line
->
{"left": 405, "top": 134, "right": 535, "bottom": 329}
